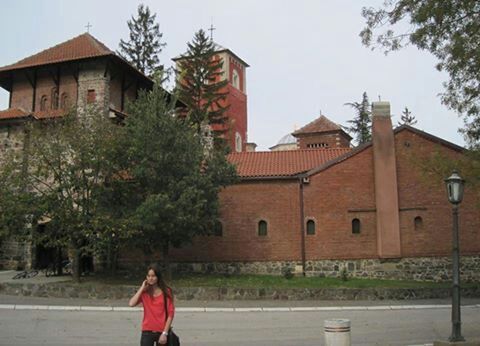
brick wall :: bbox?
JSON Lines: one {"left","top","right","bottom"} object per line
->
{"left": 304, "top": 147, "right": 378, "bottom": 259}
{"left": 297, "top": 132, "right": 351, "bottom": 149}
{"left": 395, "top": 129, "right": 480, "bottom": 257}
{"left": 118, "top": 129, "right": 480, "bottom": 268}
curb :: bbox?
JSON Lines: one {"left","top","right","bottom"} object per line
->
{"left": 1, "top": 304, "right": 479, "bottom": 312}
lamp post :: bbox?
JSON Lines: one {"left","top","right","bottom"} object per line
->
{"left": 444, "top": 170, "right": 465, "bottom": 342}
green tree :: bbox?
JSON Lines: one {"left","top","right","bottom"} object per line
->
{"left": 118, "top": 4, "right": 166, "bottom": 76}
{"left": 0, "top": 108, "right": 132, "bottom": 281}
{"left": 360, "top": 0, "right": 480, "bottom": 142}
{"left": 175, "top": 29, "right": 229, "bottom": 144}
{"left": 344, "top": 92, "right": 372, "bottom": 145}
{"left": 122, "top": 78, "right": 236, "bottom": 277}
{"left": 398, "top": 107, "right": 418, "bottom": 126}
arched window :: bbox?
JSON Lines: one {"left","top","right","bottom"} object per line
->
{"left": 51, "top": 87, "right": 59, "bottom": 110}
{"left": 60, "top": 92, "right": 69, "bottom": 109}
{"left": 40, "top": 95, "right": 48, "bottom": 111}
{"left": 414, "top": 216, "right": 423, "bottom": 231}
{"left": 235, "top": 132, "right": 242, "bottom": 152}
{"left": 306, "top": 219, "right": 315, "bottom": 235}
{"left": 232, "top": 69, "right": 240, "bottom": 89}
{"left": 352, "top": 218, "right": 361, "bottom": 234}
{"left": 258, "top": 220, "right": 267, "bottom": 236}
{"left": 214, "top": 220, "right": 223, "bottom": 237}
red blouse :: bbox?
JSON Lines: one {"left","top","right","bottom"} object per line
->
{"left": 139, "top": 290, "right": 175, "bottom": 332}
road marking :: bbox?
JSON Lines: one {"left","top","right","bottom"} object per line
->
{"left": 1, "top": 304, "right": 478, "bottom": 312}
{"left": 0, "top": 304, "right": 15, "bottom": 310}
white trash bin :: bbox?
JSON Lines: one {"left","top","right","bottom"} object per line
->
{"left": 324, "top": 319, "right": 351, "bottom": 346}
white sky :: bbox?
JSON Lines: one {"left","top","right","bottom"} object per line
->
{"left": 0, "top": 0, "right": 466, "bottom": 150}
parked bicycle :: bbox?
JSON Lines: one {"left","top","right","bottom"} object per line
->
{"left": 12, "top": 269, "right": 39, "bottom": 280}
{"left": 44, "top": 259, "right": 72, "bottom": 277}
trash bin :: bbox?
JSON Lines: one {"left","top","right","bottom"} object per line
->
{"left": 324, "top": 319, "right": 351, "bottom": 346}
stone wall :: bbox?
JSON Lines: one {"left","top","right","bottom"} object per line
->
{"left": 1, "top": 281, "right": 479, "bottom": 301}
{"left": 119, "top": 256, "right": 480, "bottom": 283}
{"left": 0, "top": 240, "right": 31, "bottom": 270}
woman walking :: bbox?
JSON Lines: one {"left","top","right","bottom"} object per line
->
{"left": 129, "top": 264, "right": 175, "bottom": 346}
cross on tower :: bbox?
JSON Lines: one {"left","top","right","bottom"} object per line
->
{"left": 208, "top": 23, "right": 216, "bottom": 41}
{"left": 85, "top": 22, "right": 92, "bottom": 33}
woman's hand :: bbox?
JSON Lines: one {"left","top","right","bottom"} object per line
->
{"left": 158, "top": 333, "right": 167, "bottom": 344}
{"left": 140, "top": 280, "right": 148, "bottom": 291}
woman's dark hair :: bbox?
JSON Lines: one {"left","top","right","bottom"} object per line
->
{"left": 146, "top": 264, "right": 172, "bottom": 299}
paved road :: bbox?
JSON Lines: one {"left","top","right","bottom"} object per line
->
{"left": 1, "top": 305, "right": 480, "bottom": 345}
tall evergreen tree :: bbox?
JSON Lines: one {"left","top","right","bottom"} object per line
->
{"left": 122, "top": 77, "right": 236, "bottom": 277}
{"left": 118, "top": 4, "right": 166, "bottom": 76}
{"left": 175, "top": 29, "right": 229, "bottom": 144}
{"left": 344, "top": 92, "right": 372, "bottom": 145}
{"left": 398, "top": 107, "right": 417, "bottom": 126}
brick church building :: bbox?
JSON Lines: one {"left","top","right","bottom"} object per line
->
{"left": 0, "top": 33, "right": 479, "bottom": 281}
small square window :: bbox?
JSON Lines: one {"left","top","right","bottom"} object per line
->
{"left": 87, "top": 89, "right": 96, "bottom": 104}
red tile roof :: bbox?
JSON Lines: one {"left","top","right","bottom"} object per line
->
{"left": 0, "top": 108, "right": 29, "bottom": 120}
{"left": 293, "top": 115, "right": 345, "bottom": 136}
{"left": 0, "top": 33, "right": 113, "bottom": 72}
{"left": 228, "top": 148, "right": 351, "bottom": 178}
{"left": 0, "top": 108, "right": 66, "bottom": 121}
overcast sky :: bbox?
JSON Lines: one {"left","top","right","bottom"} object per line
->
{"left": 0, "top": 0, "right": 466, "bottom": 150}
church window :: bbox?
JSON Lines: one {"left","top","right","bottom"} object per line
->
{"left": 214, "top": 220, "right": 223, "bottom": 237}
{"left": 235, "top": 132, "right": 242, "bottom": 152}
{"left": 87, "top": 89, "right": 96, "bottom": 104}
{"left": 40, "top": 95, "right": 48, "bottom": 111}
{"left": 60, "top": 92, "right": 69, "bottom": 109}
{"left": 414, "top": 216, "right": 423, "bottom": 231}
{"left": 352, "top": 218, "right": 361, "bottom": 234}
{"left": 51, "top": 87, "right": 59, "bottom": 110}
{"left": 258, "top": 220, "right": 268, "bottom": 236}
{"left": 306, "top": 219, "right": 315, "bottom": 235}
{"left": 232, "top": 69, "right": 240, "bottom": 89}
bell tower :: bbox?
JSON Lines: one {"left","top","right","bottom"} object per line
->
{"left": 212, "top": 44, "right": 249, "bottom": 152}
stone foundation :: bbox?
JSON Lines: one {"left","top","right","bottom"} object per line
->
{"left": 118, "top": 256, "right": 480, "bottom": 283}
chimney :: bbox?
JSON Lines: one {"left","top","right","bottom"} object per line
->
{"left": 372, "top": 102, "right": 401, "bottom": 258}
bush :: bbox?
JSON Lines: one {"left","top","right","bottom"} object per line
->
{"left": 340, "top": 267, "right": 349, "bottom": 281}
{"left": 282, "top": 267, "right": 294, "bottom": 280}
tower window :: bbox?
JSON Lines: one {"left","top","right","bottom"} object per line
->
{"left": 40, "top": 95, "right": 48, "bottom": 111}
{"left": 232, "top": 69, "right": 240, "bottom": 89}
{"left": 352, "top": 218, "right": 361, "bottom": 234}
{"left": 306, "top": 219, "right": 315, "bottom": 235}
{"left": 87, "top": 89, "right": 96, "bottom": 104}
{"left": 258, "top": 220, "right": 267, "bottom": 236}
{"left": 414, "top": 216, "right": 423, "bottom": 231}
{"left": 235, "top": 132, "right": 242, "bottom": 152}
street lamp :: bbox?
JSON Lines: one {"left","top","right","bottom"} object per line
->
{"left": 444, "top": 170, "right": 465, "bottom": 342}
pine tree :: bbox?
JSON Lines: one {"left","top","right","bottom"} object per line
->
{"left": 122, "top": 77, "right": 236, "bottom": 277}
{"left": 175, "top": 29, "right": 229, "bottom": 144}
{"left": 118, "top": 4, "right": 166, "bottom": 76}
{"left": 398, "top": 107, "right": 417, "bottom": 126}
{"left": 344, "top": 92, "right": 372, "bottom": 145}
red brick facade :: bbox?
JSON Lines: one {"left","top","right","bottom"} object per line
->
{"left": 165, "top": 126, "right": 480, "bottom": 266}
